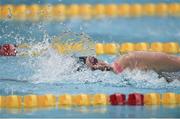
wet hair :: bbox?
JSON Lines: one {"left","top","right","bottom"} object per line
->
{"left": 78, "top": 56, "right": 87, "bottom": 64}
{"left": 76, "top": 56, "right": 88, "bottom": 71}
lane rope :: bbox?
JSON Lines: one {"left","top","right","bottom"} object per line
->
{"left": 0, "top": 93, "right": 179, "bottom": 108}
{"left": 0, "top": 3, "right": 180, "bottom": 21}
{"left": 0, "top": 42, "right": 180, "bottom": 56}
{"left": 18, "top": 42, "right": 180, "bottom": 55}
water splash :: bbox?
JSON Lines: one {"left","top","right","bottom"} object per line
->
{"left": 24, "top": 30, "right": 180, "bottom": 89}
{"left": 27, "top": 46, "right": 180, "bottom": 89}
{"left": 30, "top": 49, "right": 78, "bottom": 83}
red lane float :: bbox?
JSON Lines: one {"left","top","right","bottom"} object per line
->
{"left": 127, "top": 93, "right": 144, "bottom": 105}
{"left": 109, "top": 93, "right": 126, "bottom": 105}
{"left": 0, "top": 44, "right": 17, "bottom": 56}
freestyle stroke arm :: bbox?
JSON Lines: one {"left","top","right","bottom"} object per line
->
{"left": 116, "top": 51, "right": 180, "bottom": 73}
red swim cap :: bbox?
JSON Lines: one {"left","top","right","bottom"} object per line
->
{"left": 0, "top": 44, "right": 16, "bottom": 56}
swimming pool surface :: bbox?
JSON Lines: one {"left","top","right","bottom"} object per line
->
{"left": 0, "top": 0, "right": 180, "bottom": 118}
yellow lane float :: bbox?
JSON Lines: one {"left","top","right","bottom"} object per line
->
{"left": 156, "top": 3, "right": 168, "bottom": 16}
{"left": 118, "top": 4, "right": 130, "bottom": 17}
{"left": 119, "top": 42, "right": 135, "bottom": 53}
{"left": 93, "top": 4, "right": 105, "bottom": 17}
{"left": 1, "top": 5, "right": 14, "bottom": 19}
{"left": 105, "top": 4, "right": 118, "bottom": 17}
{"left": 52, "top": 4, "right": 66, "bottom": 21}
{"left": 143, "top": 4, "right": 155, "bottom": 16}
{"left": 37, "top": 94, "right": 56, "bottom": 107}
{"left": 14, "top": 5, "right": 26, "bottom": 20}
{"left": 92, "top": 94, "right": 108, "bottom": 105}
{"left": 72, "top": 94, "right": 90, "bottom": 106}
{"left": 95, "top": 43, "right": 104, "bottom": 55}
{"left": 79, "top": 4, "right": 92, "bottom": 19}
{"left": 150, "top": 42, "right": 164, "bottom": 52}
{"left": 144, "top": 93, "right": 161, "bottom": 105}
{"left": 26, "top": 4, "right": 40, "bottom": 21}
{"left": 103, "top": 43, "right": 118, "bottom": 55}
{"left": 40, "top": 5, "right": 52, "bottom": 20}
{"left": 4, "top": 95, "right": 22, "bottom": 108}
{"left": 95, "top": 43, "right": 117, "bottom": 55}
{"left": 162, "top": 93, "right": 178, "bottom": 105}
{"left": 24, "top": 95, "right": 38, "bottom": 108}
{"left": 168, "top": 3, "right": 180, "bottom": 16}
{"left": 67, "top": 4, "right": 79, "bottom": 17}
{"left": 58, "top": 94, "right": 72, "bottom": 106}
{"left": 163, "top": 42, "right": 179, "bottom": 54}
{"left": 0, "top": 96, "right": 2, "bottom": 107}
{"left": 130, "top": 4, "right": 142, "bottom": 17}
{"left": 135, "top": 42, "right": 149, "bottom": 51}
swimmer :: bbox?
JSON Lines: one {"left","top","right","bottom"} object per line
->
{"left": 77, "top": 51, "right": 180, "bottom": 82}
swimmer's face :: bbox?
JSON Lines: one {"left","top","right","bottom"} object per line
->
{"left": 85, "top": 56, "right": 112, "bottom": 71}
{"left": 86, "top": 56, "right": 98, "bottom": 66}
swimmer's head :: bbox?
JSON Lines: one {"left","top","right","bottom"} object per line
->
{"left": 77, "top": 56, "right": 112, "bottom": 71}
{"left": 78, "top": 56, "right": 98, "bottom": 66}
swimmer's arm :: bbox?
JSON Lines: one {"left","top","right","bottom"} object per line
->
{"left": 117, "top": 51, "right": 180, "bottom": 72}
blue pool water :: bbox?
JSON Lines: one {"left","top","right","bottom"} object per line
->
{"left": 0, "top": 0, "right": 180, "bottom": 118}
